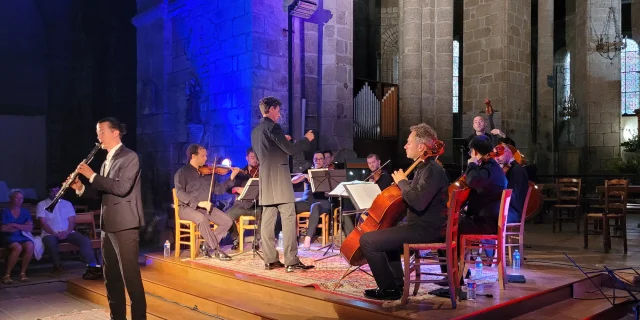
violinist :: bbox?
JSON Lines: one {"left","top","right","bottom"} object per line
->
{"left": 341, "top": 154, "right": 393, "bottom": 236}
{"left": 173, "top": 144, "right": 240, "bottom": 261}
{"left": 459, "top": 135, "right": 507, "bottom": 235}
{"left": 292, "top": 151, "right": 331, "bottom": 250}
{"left": 494, "top": 143, "right": 529, "bottom": 223}
{"left": 225, "top": 147, "right": 280, "bottom": 250}
{"left": 359, "top": 124, "right": 449, "bottom": 301}
{"left": 323, "top": 150, "right": 335, "bottom": 169}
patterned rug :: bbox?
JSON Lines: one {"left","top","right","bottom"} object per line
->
{"left": 186, "top": 248, "right": 498, "bottom": 306}
{"left": 37, "top": 309, "right": 110, "bottom": 320}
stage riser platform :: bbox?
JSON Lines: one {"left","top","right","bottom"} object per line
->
{"left": 143, "top": 254, "right": 402, "bottom": 320}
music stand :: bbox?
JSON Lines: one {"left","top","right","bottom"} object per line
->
{"left": 305, "top": 169, "right": 346, "bottom": 260}
{"left": 453, "top": 138, "right": 469, "bottom": 175}
{"left": 236, "top": 178, "right": 263, "bottom": 261}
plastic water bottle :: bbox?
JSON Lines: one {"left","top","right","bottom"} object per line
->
{"left": 277, "top": 232, "right": 284, "bottom": 249}
{"left": 163, "top": 240, "right": 170, "bottom": 257}
{"left": 475, "top": 256, "right": 483, "bottom": 276}
{"left": 513, "top": 249, "right": 521, "bottom": 270}
{"left": 467, "top": 280, "right": 476, "bottom": 300}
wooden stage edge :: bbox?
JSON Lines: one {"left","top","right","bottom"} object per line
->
{"left": 66, "top": 252, "right": 636, "bottom": 320}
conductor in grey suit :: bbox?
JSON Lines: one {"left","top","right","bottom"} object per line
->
{"left": 251, "top": 97, "right": 315, "bottom": 272}
{"left": 70, "top": 117, "right": 146, "bottom": 320}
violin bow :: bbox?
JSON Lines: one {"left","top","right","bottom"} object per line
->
{"left": 207, "top": 156, "right": 218, "bottom": 214}
{"left": 364, "top": 160, "right": 391, "bottom": 181}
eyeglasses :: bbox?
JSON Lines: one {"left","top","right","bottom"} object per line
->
{"left": 314, "top": 157, "right": 324, "bottom": 161}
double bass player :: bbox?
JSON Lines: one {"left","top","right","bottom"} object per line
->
{"left": 359, "top": 124, "right": 449, "bottom": 300}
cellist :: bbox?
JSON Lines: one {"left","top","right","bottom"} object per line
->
{"left": 359, "top": 124, "right": 449, "bottom": 301}
{"left": 494, "top": 143, "right": 529, "bottom": 224}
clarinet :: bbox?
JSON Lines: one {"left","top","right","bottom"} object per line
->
{"left": 45, "top": 143, "right": 102, "bottom": 212}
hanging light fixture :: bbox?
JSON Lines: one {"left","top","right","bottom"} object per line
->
{"left": 591, "top": 1, "right": 626, "bottom": 62}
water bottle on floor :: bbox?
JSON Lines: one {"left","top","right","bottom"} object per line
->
{"left": 475, "top": 256, "right": 483, "bottom": 276}
{"left": 513, "top": 249, "right": 521, "bottom": 270}
{"left": 277, "top": 231, "right": 284, "bottom": 249}
{"left": 467, "top": 280, "right": 476, "bottom": 300}
{"left": 164, "top": 240, "right": 170, "bottom": 257}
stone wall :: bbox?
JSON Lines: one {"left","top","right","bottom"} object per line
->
{"left": 381, "top": 0, "right": 399, "bottom": 84}
{"left": 134, "top": 0, "right": 290, "bottom": 210}
{"left": 536, "top": 0, "right": 554, "bottom": 174}
{"left": 399, "top": 0, "right": 453, "bottom": 161}
{"left": 463, "top": 0, "right": 531, "bottom": 155}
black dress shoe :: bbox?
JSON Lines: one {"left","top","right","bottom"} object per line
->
{"left": 363, "top": 288, "right": 402, "bottom": 300}
{"left": 82, "top": 267, "right": 103, "bottom": 280}
{"left": 286, "top": 262, "right": 314, "bottom": 273}
{"left": 214, "top": 250, "right": 232, "bottom": 261}
{"left": 264, "top": 261, "right": 285, "bottom": 270}
{"left": 200, "top": 244, "right": 212, "bottom": 258}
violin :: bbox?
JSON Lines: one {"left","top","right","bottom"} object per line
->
{"left": 446, "top": 147, "right": 505, "bottom": 208}
{"left": 198, "top": 165, "right": 241, "bottom": 176}
{"left": 371, "top": 170, "right": 382, "bottom": 182}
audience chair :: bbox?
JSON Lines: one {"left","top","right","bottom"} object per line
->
{"left": 552, "top": 178, "right": 582, "bottom": 233}
{"left": 584, "top": 179, "right": 629, "bottom": 253}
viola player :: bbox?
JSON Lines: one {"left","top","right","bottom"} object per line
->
{"left": 494, "top": 143, "right": 529, "bottom": 223}
{"left": 359, "top": 124, "right": 449, "bottom": 300}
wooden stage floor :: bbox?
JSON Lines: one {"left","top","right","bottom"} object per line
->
{"left": 66, "top": 215, "right": 640, "bottom": 319}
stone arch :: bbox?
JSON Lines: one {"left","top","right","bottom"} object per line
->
{"left": 380, "top": 26, "right": 399, "bottom": 84}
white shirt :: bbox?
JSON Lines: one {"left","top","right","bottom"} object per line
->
{"left": 78, "top": 143, "right": 123, "bottom": 196}
{"left": 36, "top": 198, "right": 76, "bottom": 237}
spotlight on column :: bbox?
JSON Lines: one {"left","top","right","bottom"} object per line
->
{"left": 221, "top": 159, "right": 232, "bottom": 167}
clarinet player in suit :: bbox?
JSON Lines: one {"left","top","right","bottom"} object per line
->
{"left": 68, "top": 117, "right": 146, "bottom": 320}
{"left": 251, "top": 97, "right": 315, "bottom": 272}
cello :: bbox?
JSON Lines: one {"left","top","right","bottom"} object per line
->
{"left": 340, "top": 140, "right": 445, "bottom": 266}
{"left": 485, "top": 98, "right": 542, "bottom": 220}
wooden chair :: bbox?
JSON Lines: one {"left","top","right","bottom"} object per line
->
{"left": 504, "top": 185, "right": 533, "bottom": 266}
{"left": 584, "top": 179, "right": 629, "bottom": 253}
{"left": 402, "top": 189, "right": 465, "bottom": 307}
{"left": 552, "top": 178, "right": 582, "bottom": 233}
{"left": 460, "top": 189, "right": 512, "bottom": 290}
{"left": 172, "top": 189, "right": 216, "bottom": 259}
{"left": 296, "top": 212, "right": 329, "bottom": 246}
{"left": 235, "top": 216, "right": 257, "bottom": 252}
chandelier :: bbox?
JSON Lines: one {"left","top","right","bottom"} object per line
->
{"left": 592, "top": 2, "right": 626, "bottom": 62}
{"left": 559, "top": 94, "right": 578, "bottom": 120}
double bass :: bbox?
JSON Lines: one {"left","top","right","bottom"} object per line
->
{"left": 340, "top": 140, "right": 445, "bottom": 266}
{"left": 485, "top": 99, "right": 542, "bottom": 220}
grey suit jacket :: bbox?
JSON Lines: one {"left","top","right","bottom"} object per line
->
{"left": 83, "top": 146, "right": 145, "bottom": 233}
{"left": 251, "top": 117, "right": 310, "bottom": 206}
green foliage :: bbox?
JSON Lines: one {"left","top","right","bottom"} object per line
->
{"left": 608, "top": 156, "right": 640, "bottom": 175}
{"left": 621, "top": 131, "right": 640, "bottom": 152}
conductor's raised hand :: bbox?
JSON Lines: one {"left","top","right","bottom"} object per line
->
{"left": 304, "top": 130, "right": 315, "bottom": 141}
{"left": 76, "top": 163, "right": 95, "bottom": 179}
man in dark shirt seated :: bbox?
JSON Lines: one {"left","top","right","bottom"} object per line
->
{"left": 359, "top": 123, "right": 449, "bottom": 300}
{"left": 459, "top": 135, "right": 508, "bottom": 235}
{"left": 494, "top": 143, "right": 529, "bottom": 223}
{"left": 174, "top": 144, "right": 240, "bottom": 260}
{"left": 341, "top": 153, "right": 393, "bottom": 237}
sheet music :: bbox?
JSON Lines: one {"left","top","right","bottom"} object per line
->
{"left": 237, "top": 178, "right": 259, "bottom": 201}
{"left": 344, "top": 183, "right": 381, "bottom": 210}
{"left": 327, "top": 180, "right": 370, "bottom": 197}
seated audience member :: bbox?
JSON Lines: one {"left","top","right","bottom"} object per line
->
{"left": 1, "top": 189, "right": 34, "bottom": 283}
{"left": 37, "top": 184, "right": 101, "bottom": 279}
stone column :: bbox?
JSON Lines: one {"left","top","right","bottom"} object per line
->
{"left": 399, "top": 0, "right": 453, "bottom": 161}
{"left": 320, "top": 0, "right": 354, "bottom": 151}
{"left": 573, "top": 0, "right": 621, "bottom": 170}
{"left": 537, "top": 0, "right": 554, "bottom": 174}
{"left": 463, "top": 0, "right": 531, "bottom": 155}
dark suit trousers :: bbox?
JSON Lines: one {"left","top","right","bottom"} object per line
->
{"left": 179, "top": 206, "right": 232, "bottom": 250}
{"left": 103, "top": 228, "right": 146, "bottom": 320}
{"left": 360, "top": 224, "right": 443, "bottom": 290}
{"left": 305, "top": 199, "right": 330, "bottom": 237}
